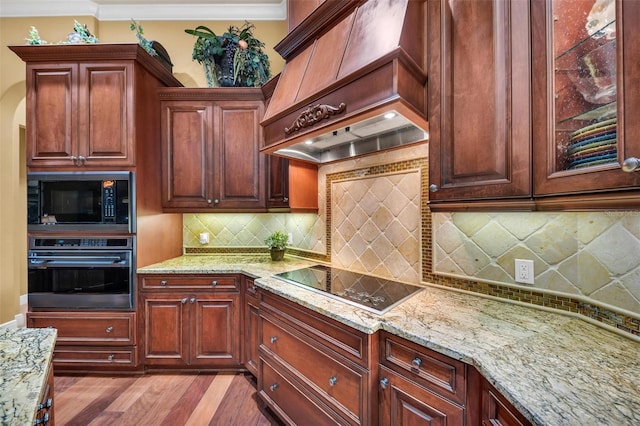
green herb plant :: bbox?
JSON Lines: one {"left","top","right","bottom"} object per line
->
{"left": 264, "top": 231, "right": 289, "bottom": 250}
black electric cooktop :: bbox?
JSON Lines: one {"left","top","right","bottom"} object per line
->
{"left": 275, "top": 265, "right": 422, "bottom": 314}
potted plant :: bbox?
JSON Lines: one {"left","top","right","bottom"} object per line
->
{"left": 185, "top": 21, "right": 271, "bottom": 88}
{"left": 264, "top": 231, "right": 289, "bottom": 261}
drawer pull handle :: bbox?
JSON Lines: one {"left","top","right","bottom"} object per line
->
{"left": 106, "top": 326, "right": 114, "bottom": 333}
{"left": 181, "top": 297, "right": 188, "bottom": 304}
{"left": 251, "top": 285, "right": 257, "bottom": 291}
{"left": 380, "top": 377, "right": 389, "bottom": 390}
{"left": 190, "top": 297, "right": 196, "bottom": 304}
{"left": 107, "top": 354, "right": 115, "bottom": 361}
{"left": 270, "top": 336, "right": 278, "bottom": 344}
{"left": 38, "top": 398, "right": 53, "bottom": 411}
{"left": 328, "top": 376, "right": 337, "bottom": 387}
{"left": 211, "top": 280, "right": 218, "bottom": 286}
{"left": 269, "top": 383, "right": 278, "bottom": 392}
{"left": 160, "top": 280, "right": 167, "bottom": 286}
{"left": 411, "top": 357, "right": 422, "bottom": 369}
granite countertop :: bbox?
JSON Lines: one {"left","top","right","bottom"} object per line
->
{"left": 139, "top": 255, "right": 640, "bottom": 426}
{"left": 0, "top": 327, "right": 57, "bottom": 426}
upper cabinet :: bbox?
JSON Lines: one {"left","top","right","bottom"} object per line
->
{"left": 427, "top": 0, "right": 533, "bottom": 210}
{"left": 10, "top": 44, "right": 182, "bottom": 170}
{"left": 287, "top": 0, "right": 324, "bottom": 31}
{"left": 532, "top": 0, "right": 640, "bottom": 209}
{"left": 159, "top": 88, "right": 267, "bottom": 212}
{"left": 428, "top": 0, "right": 640, "bottom": 211}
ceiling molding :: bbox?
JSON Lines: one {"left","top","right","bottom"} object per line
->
{"left": 0, "top": 0, "right": 287, "bottom": 21}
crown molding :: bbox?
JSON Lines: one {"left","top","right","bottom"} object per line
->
{"left": 0, "top": 0, "right": 287, "bottom": 21}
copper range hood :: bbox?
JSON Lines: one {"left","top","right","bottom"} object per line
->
{"left": 260, "top": 0, "right": 428, "bottom": 164}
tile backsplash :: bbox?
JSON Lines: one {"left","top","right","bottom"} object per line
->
{"left": 183, "top": 143, "right": 640, "bottom": 337}
{"left": 433, "top": 211, "right": 640, "bottom": 315}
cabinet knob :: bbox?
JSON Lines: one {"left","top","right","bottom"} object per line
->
{"left": 380, "top": 377, "right": 389, "bottom": 390}
{"left": 214, "top": 199, "right": 219, "bottom": 204}
{"left": 622, "top": 157, "right": 640, "bottom": 173}
{"left": 78, "top": 155, "right": 86, "bottom": 165}
{"left": 207, "top": 199, "right": 212, "bottom": 204}
{"left": 160, "top": 280, "right": 167, "bottom": 286}
{"left": 411, "top": 357, "right": 422, "bottom": 369}
{"left": 328, "top": 376, "right": 338, "bottom": 387}
{"left": 429, "top": 184, "right": 439, "bottom": 192}
{"left": 211, "top": 280, "right": 218, "bottom": 286}
{"left": 105, "top": 326, "right": 113, "bottom": 333}
{"left": 70, "top": 156, "right": 77, "bottom": 164}
{"left": 190, "top": 297, "right": 196, "bottom": 304}
{"left": 269, "top": 383, "right": 278, "bottom": 392}
{"left": 107, "top": 354, "right": 115, "bottom": 361}
{"left": 251, "top": 285, "right": 257, "bottom": 291}
{"left": 283, "top": 197, "right": 289, "bottom": 202}
{"left": 270, "top": 336, "right": 278, "bottom": 344}
{"left": 38, "top": 398, "right": 52, "bottom": 411}
{"left": 181, "top": 297, "right": 188, "bottom": 304}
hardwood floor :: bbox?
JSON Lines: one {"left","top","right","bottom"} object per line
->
{"left": 53, "top": 373, "right": 282, "bottom": 426}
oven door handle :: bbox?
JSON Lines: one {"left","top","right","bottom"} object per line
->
{"left": 29, "top": 256, "right": 128, "bottom": 266}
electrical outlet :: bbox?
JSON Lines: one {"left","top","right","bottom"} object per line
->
{"left": 199, "top": 232, "right": 210, "bottom": 245}
{"left": 287, "top": 233, "right": 293, "bottom": 245}
{"left": 515, "top": 259, "right": 534, "bottom": 284}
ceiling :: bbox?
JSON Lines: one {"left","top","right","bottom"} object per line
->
{"left": 0, "top": 0, "right": 286, "bottom": 20}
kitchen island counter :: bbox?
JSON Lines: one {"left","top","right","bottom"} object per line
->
{"left": 0, "top": 327, "right": 56, "bottom": 426}
{"left": 139, "top": 254, "right": 640, "bottom": 426}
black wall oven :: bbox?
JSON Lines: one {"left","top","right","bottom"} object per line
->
{"left": 28, "top": 236, "right": 134, "bottom": 310}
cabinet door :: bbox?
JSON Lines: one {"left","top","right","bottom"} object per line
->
{"left": 77, "top": 62, "right": 134, "bottom": 167}
{"left": 267, "top": 156, "right": 289, "bottom": 209}
{"left": 244, "top": 278, "right": 260, "bottom": 376}
{"left": 25, "top": 63, "right": 78, "bottom": 167}
{"left": 532, "top": 0, "right": 640, "bottom": 200}
{"left": 379, "top": 366, "right": 464, "bottom": 426}
{"left": 142, "top": 295, "right": 189, "bottom": 366}
{"left": 190, "top": 294, "right": 241, "bottom": 366}
{"left": 214, "top": 101, "right": 266, "bottom": 209}
{"left": 161, "top": 101, "right": 215, "bottom": 209}
{"left": 428, "top": 0, "right": 532, "bottom": 208}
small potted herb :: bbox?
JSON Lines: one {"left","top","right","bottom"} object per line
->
{"left": 264, "top": 231, "right": 289, "bottom": 261}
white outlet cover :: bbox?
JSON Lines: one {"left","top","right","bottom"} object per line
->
{"left": 515, "top": 259, "right": 534, "bottom": 285}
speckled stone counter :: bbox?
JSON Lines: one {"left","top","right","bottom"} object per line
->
{"left": 139, "top": 255, "right": 640, "bottom": 426}
{"left": 0, "top": 327, "right": 56, "bottom": 426}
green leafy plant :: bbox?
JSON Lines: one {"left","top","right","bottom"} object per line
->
{"left": 25, "top": 26, "right": 46, "bottom": 45}
{"left": 70, "top": 20, "right": 99, "bottom": 43}
{"left": 185, "top": 21, "right": 271, "bottom": 87}
{"left": 130, "top": 19, "right": 157, "bottom": 56}
{"left": 264, "top": 231, "right": 289, "bottom": 250}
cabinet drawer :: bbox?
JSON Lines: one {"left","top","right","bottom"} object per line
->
{"left": 261, "top": 313, "right": 366, "bottom": 423}
{"left": 259, "top": 356, "right": 341, "bottom": 426}
{"left": 380, "top": 331, "right": 466, "bottom": 405}
{"left": 53, "top": 346, "right": 137, "bottom": 367}
{"left": 141, "top": 275, "right": 239, "bottom": 291}
{"left": 244, "top": 277, "right": 259, "bottom": 300}
{"left": 260, "top": 291, "right": 370, "bottom": 367}
{"left": 28, "top": 312, "right": 135, "bottom": 345}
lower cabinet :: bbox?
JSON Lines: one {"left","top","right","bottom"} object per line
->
{"left": 257, "top": 290, "right": 376, "bottom": 426}
{"left": 34, "top": 361, "right": 54, "bottom": 425}
{"left": 481, "top": 374, "right": 531, "bottom": 426}
{"left": 243, "top": 277, "right": 260, "bottom": 376}
{"left": 27, "top": 311, "right": 137, "bottom": 371}
{"left": 138, "top": 274, "right": 241, "bottom": 368}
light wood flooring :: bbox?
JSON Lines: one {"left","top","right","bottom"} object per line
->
{"left": 53, "top": 372, "right": 282, "bottom": 426}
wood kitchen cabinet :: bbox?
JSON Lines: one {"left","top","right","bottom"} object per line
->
{"left": 427, "top": 0, "right": 533, "bottom": 210}
{"left": 531, "top": 0, "right": 640, "bottom": 209}
{"left": 243, "top": 276, "right": 260, "bottom": 376}
{"left": 27, "top": 311, "right": 138, "bottom": 372}
{"left": 378, "top": 331, "right": 468, "bottom": 425}
{"left": 138, "top": 274, "right": 241, "bottom": 368}
{"left": 10, "top": 44, "right": 181, "bottom": 170}
{"left": 480, "top": 372, "right": 531, "bottom": 426}
{"left": 267, "top": 157, "right": 319, "bottom": 211}
{"left": 428, "top": 0, "right": 640, "bottom": 211}
{"left": 159, "top": 88, "right": 267, "bottom": 212}
{"left": 257, "top": 290, "right": 377, "bottom": 425}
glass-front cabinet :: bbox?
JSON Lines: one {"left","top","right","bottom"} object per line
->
{"left": 533, "top": 0, "right": 640, "bottom": 202}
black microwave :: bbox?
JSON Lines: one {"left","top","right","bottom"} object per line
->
{"left": 27, "top": 171, "right": 135, "bottom": 233}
